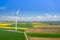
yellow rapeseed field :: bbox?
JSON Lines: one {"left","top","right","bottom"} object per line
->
{"left": 0, "top": 23, "right": 11, "bottom": 27}
{"left": 0, "top": 23, "right": 28, "bottom": 30}
{"left": 18, "top": 28, "right": 28, "bottom": 30}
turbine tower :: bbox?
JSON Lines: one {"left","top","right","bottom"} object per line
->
{"left": 15, "top": 9, "right": 20, "bottom": 31}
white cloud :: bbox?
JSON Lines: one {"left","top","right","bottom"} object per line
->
{"left": 0, "top": 15, "right": 60, "bottom": 21}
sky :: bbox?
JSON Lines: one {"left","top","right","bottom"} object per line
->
{"left": 0, "top": 0, "right": 60, "bottom": 21}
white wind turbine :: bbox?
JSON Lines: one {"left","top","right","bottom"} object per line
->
{"left": 15, "top": 9, "right": 28, "bottom": 40}
{"left": 15, "top": 9, "right": 20, "bottom": 31}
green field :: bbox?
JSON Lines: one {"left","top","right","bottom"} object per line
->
{"left": 27, "top": 33, "right": 60, "bottom": 38}
{"left": 0, "top": 29, "right": 60, "bottom": 40}
{"left": 10, "top": 23, "right": 32, "bottom": 28}
{"left": 0, "top": 30, "right": 26, "bottom": 40}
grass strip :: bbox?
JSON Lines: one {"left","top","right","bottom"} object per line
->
{"left": 27, "top": 33, "right": 60, "bottom": 38}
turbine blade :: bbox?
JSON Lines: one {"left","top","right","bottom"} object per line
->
{"left": 16, "top": 9, "right": 20, "bottom": 15}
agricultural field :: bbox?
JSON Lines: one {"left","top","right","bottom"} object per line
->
{"left": 0, "top": 21, "right": 30, "bottom": 40}
{"left": 0, "top": 21, "right": 60, "bottom": 29}
{"left": 0, "top": 21, "right": 60, "bottom": 40}
{"left": 32, "top": 21, "right": 60, "bottom": 28}
{"left": 26, "top": 28, "right": 60, "bottom": 40}
{"left": 0, "top": 30, "right": 26, "bottom": 40}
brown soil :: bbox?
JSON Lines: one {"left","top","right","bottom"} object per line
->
{"left": 29, "top": 37, "right": 60, "bottom": 40}
{"left": 26, "top": 28, "right": 60, "bottom": 33}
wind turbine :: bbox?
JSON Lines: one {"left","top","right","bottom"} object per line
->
{"left": 15, "top": 9, "right": 28, "bottom": 40}
{"left": 15, "top": 9, "right": 20, "bottom": 31}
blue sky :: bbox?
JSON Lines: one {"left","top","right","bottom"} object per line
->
{"left": 0, "top": 0, "right": 60, "bottom": 21}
